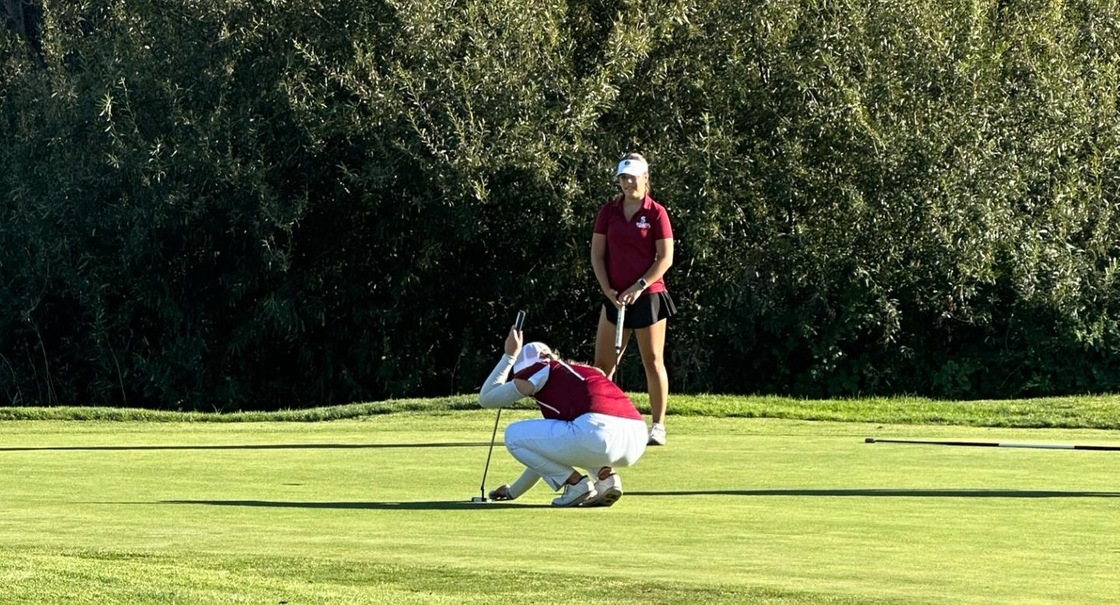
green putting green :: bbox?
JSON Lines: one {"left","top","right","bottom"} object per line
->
{"left": 0, "top": 412, "right": 1117, "bottom": 604}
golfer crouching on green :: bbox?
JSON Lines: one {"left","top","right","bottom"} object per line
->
{"left": 479, "top": 323, "right": 648, "bottom": 507}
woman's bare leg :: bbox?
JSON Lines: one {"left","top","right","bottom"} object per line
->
{"left": 634, "top": 319, "right": 668, "bottom": 425}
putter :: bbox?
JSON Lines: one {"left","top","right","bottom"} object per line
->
{"left": 471, "top": 408, "right": 503, "bottom": 503}
{"left": 612, "top": 304, "right": 626, "bottom": 383}
{"left": 471, "top": 310, "right": 526, "bottom": 503}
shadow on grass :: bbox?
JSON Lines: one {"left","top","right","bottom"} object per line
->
{"left": 629, "top": 488, "right": 1120, "bottom": 498}
{"left": 161, "top": 499, "right": 550, "bottom": 510}
{"left": 0, "top": 442, "right": 495, "bottom": 452}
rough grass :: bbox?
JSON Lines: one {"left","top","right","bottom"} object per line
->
{"left": 4, "top": 393, "right": 1120, "bottom": 428}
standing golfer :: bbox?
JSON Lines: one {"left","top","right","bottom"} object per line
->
{"left": 478, "top": 325, "right": 648, "bottom": 507}
{"left": 591, "top": 152, "right": 677, "bottom": 445}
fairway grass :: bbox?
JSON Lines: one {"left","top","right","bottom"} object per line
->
{"left": 1, "top": 413, "right": 1118, "bottom": 604}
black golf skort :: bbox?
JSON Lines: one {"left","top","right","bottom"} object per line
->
{"left": 603, "top": 290, "right": 678, "bottom": 329}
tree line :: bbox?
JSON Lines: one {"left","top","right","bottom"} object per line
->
{"left": 2, "top": 0, "right": 1120, "bottom": 409}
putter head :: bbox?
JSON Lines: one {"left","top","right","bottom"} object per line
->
{"left": 469, "top": 496, "right": 491, "bottom": 503}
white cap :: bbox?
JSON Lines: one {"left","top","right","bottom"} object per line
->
{"left": 514, "top": 342, "right": 551, "bottom": 374}
{"left": 616, "top": 158, "right": 649, "bottom": 177}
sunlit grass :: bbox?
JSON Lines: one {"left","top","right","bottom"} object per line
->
{"left": 1, "top": 406, "right": 1119, "bottom": 604}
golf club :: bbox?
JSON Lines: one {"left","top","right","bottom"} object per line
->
{"left": 612, "top": 304, "right": 626, "bottom": 384}
{"left": 865, "top": 437, "right": 1120, "bottom": 451}
{"left": 471, "top": 408, "right": 503, "bottom": 503}
{"left": 471, "top": 310, "right": 526, "bottom": 503}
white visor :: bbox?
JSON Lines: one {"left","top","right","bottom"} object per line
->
{"left": 616, "top": 158, "right": 649, "bottom": 177}
{"left": 514, "top": 342, "right": 551, "bottom": 374}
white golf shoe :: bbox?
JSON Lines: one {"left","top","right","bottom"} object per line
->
{"left": 551, "top": 477, "right": 596, "bottom": 507}
{"left": 648, "top": 423, "right": 666, "bottom": 446}
{"left": 583, "top": 473, "right": 623, "bottom": 507}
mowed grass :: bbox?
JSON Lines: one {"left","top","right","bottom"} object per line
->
{"left": 1, "top": 407, "right": 1119, "bottom": 604}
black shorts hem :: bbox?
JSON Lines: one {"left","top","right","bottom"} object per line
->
{"left": 603, "top": 291, "right": 677, "bottom": 329}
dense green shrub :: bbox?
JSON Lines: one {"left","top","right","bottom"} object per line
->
{"left": 2, "top": 0, "right": 1120, "bottom": 408}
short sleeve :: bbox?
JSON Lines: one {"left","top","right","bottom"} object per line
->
{"left": 593, "top": 202, "right": 611, "bottom": 234}
{"left": 652, "top": 203, "right": 673, "bottom": 240}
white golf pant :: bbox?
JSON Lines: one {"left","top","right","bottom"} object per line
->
{"left": 503, "top": 413, "right": 648, "bottom": 491}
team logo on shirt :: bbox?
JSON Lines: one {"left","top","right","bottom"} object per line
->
{"left": 636, "top": 215, "right": 650, "bottom": 229}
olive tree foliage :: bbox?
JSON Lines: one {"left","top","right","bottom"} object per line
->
{"left": 613, "top": 0, "right": 1120, "bottom": 397}
{"left": 0, "top": 0, "right": 686, "bottom": 407}
{"left": 1, "top": 2, "right": 327, "bottom": 407}
{"left": 1, "top": 0, "right": 1120, "bottom": 408}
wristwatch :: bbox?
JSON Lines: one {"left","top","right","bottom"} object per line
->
{"left": 638, "top": 278, "right": 649, "bottom": 289}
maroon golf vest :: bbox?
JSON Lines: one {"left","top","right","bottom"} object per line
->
{"left": 512, "top": 360, "right": 643, "bottom": 422}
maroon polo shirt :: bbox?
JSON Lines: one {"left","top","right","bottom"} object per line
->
{"left": 512, "top": 360, "right": 643, "bottom": 422}
{"left": 593, "top": 194, "right": 673, "bottom": 293}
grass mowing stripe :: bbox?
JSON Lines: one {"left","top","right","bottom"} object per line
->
{"left": 0, "top": 550, "right": 900, "bottom": 605}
